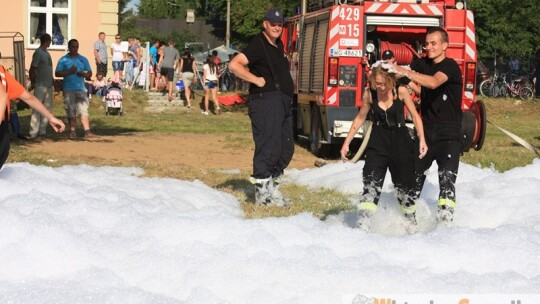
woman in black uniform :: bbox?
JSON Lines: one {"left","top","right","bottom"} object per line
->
{"left": 340, "top": 65, "right": 428, "bottom": 232}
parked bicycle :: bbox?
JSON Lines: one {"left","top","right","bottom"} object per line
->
{"left": 219, "top": 65, "right": 237, "bottom": 92}
{"left": 217, "top": 64, "right": 250, "bottom": 92}
{"left": 479, "top": 72, "right": 533, "bottom": 100}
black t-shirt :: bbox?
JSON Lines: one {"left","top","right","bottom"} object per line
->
{"left": 242, "top": 33, "right": 294, "bottom": 98}
{"left": 412, "top": 57, "right": 463, "bottom": 123}
{"left": 181, "top": 57, "right": 194, "bottom": 73}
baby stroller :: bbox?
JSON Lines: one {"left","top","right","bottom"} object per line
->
{"left": 105, "top": 82, "right": 123, "bottom": 116}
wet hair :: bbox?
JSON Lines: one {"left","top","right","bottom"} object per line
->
{"left": 427, "top": 27, "right": 449, "bottom": 43}
{"left": 369, "top": 66, "right": 396, "bottom": 90}
{"left": 206, "top": 55, "right": 218, "bottom": 74}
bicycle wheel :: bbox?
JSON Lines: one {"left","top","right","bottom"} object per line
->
{"left": 492, "top": 84, "right": 503, "bottom": 97}
{"left": 518, "top": 86, "right": 534, "bottom": 100}
{"left": 479, "top": 79, "right": 492, "bottom": 97}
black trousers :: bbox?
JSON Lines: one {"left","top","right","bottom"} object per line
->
{"left": 96, "top": 62, "right": 108, "bottom": 77}
{"left": 413, "top": 122, "right": 461, "bottom": 203}
{"left": 360, "top": 126, "right": 418, "bottom": 207}
{"left": 0, "top": 121, "right": 10, "bottom": 171}
{"left": 248, "top": 91, "right": 294, "bottom": 179}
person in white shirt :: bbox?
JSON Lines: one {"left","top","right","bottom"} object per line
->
{"left": 201, "top": 55, "right": 220, "bottom": 115}
{"left": 88, "top": 73, "right": 108, "bottom": 98}
{"left": 110, "top": 34, "right": 126, "bottom": 80}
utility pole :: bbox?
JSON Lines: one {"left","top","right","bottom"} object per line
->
{"left": 226, "top": 0, "right": 230, "bottom": 48}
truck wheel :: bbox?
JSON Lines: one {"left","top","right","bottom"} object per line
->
{"left": 310, "top": 105, "right": 323, "bottom": 156}
{"left": 472, "top": 100, "right": 487, "bottom": 151}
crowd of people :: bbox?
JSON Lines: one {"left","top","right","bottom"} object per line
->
{"left": 2, "top": 7, "right": 539, "bottom": 235}
{"left": 0, "top": 31, "right": 236, "bottom": 157}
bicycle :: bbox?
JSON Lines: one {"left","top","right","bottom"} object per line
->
{"left": 480, "top": 72, "right": 533, "bottom": 100}
{"left": 498, "top": 73, "right": 534, "bottom": 100}
{"left": 219, "top": 65, "right": 237, "bottom": 92}
{"left": 479, "top": 71, "right": 502, "bottom": 97}
{"left": 218, "top": 65, "right": 251, "bottom": 92}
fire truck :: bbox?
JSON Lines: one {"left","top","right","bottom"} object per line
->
{"left": 281, "top": 0, "right": 486, "bottom": 156}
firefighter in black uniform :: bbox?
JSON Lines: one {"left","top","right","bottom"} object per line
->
{"left": 340, "top": 65, "right": 428, "bottom": 233}
{"left": 392, "top": 27, "right": 464, "bottom": 225}
{"left": 228, "top": 8, "right": 294, "bottom": 206}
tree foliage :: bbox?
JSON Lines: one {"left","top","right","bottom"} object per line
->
{"left": 138, "top": 0, "right": 202, "bottom": 19}
{"left": 123, "top": 0, "right": 540, "bottom": 60}
{"left": 193, "top": 0, "right": 298, "bottom": 47}
{"left": 468, "top": 0, "right": 540, "bottom": 60}
{"left": 118, "top": 0, "right": 131, "bottom": 26}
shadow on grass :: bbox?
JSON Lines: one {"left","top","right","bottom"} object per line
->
{"left": 11, "top": 113, "right": 142, "bottom": 148}
{"left": 319, "top": 205, "right": 355, "bottom": 221}
{"left": 294, "top": 135, "right": 359, "bottom": 161}
{"left": 216, "top": 178, "right": 255, "bottom": 204}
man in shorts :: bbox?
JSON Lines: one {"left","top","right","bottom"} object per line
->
{"left": 56, "top": 39, "right": 98, "bottom": 139}
{"left": 159, "top": 39, "right": 180, "bottom": 101}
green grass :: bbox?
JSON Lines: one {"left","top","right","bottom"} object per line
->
{"left": 8, "top": 91, "right": 540, "bottom": 219}
{"left": 461, "top": 97, "right": 540, "bottom": 171}
{"left": 85, "top": 90, "right": 252, "bottom": 135}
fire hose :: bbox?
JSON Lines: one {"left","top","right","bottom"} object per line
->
{"left": 487, "top": 120, "right": 540, "bottom": 156}
{"left": 351, "top": 121, "right": 372, "bottom": 163}
{"left": 350, "top": 120, "right": 539, "bottom": 164}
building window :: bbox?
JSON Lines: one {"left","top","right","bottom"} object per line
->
{"left": 28, "top": 0, "right": 70, "bottom": 49}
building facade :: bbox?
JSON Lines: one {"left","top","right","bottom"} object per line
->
{"left": 0, "top": 0, "right": 119, "bottom": 82}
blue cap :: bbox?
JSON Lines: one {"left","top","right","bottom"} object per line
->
{"left": 265, "top": 8, "right": 284, "bottom": 23}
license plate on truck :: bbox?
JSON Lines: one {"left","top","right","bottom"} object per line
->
{"left": 329, "top": 49, "right": 363, "bottom": 57}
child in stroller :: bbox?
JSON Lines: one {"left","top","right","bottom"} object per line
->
{"left": 104, "top": 73, "right": 123, "bottom": 116}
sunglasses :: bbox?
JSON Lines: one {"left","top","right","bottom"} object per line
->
{"left": 269, "top": 22, "right": 283, "bottom": 28}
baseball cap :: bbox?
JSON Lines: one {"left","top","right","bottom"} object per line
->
{"left": 265, "top": 8, "right": 284, "bottom": 24}
{"left": 381, "top": 50, "right": 394, "bottom": 60}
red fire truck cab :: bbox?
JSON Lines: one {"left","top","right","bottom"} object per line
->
{"left": 282, "top": 0, "right": 486, "bottom": 156}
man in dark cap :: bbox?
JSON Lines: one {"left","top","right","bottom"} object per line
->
{"left": 229, "top": 8, "right": 294, "bottom": 206}
{"left": 382, "top": 49, "right": 394, "bottom": 61}
{"left": 381, "top": 49, "right": 421, "bottom": 95}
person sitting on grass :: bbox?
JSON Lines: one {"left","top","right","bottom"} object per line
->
{"left": 88, "top": 73, "right": 108, "bottom": 98}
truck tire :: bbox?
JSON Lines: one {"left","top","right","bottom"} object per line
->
{"left": 472, "top": 100, "right": 487, "bottom": 151}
